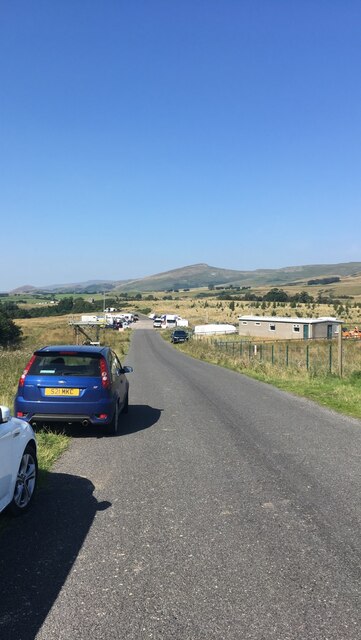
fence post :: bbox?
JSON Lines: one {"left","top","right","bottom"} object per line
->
{"left": 286, "top": 344, "right": 289, "bottom": 367}
{"left": 260, "top": 343, "right": 263, "bottom": 361}
{"left": 306, "top": 344, "right": 309, "bottom": 371}
{"left": 329, "top": 343, "right": 332, "bottom": 374}
{"left": 338, "top": 323, "right": 343, "bottom": 377}
{"left": 271, "top": 344, "right": 274, "bottom": 365}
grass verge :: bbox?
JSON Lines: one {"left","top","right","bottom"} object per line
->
{"left": 173, "top": 336, "right": 361, "bottom": 421}
{"left": 36, "top": 430, "right": 71, "bottom": 484}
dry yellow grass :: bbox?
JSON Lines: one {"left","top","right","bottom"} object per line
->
{"left": 133, "top": 298, "right": 361, "bottom": 327}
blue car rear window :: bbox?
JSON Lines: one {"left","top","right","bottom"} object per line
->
{"left": 29, "top": 355, "right": 101, "bottom": 377}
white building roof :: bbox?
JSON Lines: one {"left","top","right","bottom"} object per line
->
{"left": 238, "top": 316, "right": 341, "bottom": 325}
{"left": 195, "top": 323, "right": 237, "bottom": 335}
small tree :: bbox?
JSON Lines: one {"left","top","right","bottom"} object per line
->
{"left": 57, "top": 297, "right": 74, "bottom": 313}
{"left": 0, "top": 311, "right": 22, "bottom": 347}
{"left": 263, "top": 288, "right": 289, "bottom": 302}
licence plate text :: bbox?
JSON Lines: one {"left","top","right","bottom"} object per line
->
{"left": 45, "top": 388, "right": 80, "bottom": 396}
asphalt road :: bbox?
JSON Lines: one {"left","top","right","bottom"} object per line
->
{"left": 1, "top": 323, "right": 361, "bottom": 639}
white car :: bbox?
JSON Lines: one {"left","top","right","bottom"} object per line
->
{"left": 0, "top": 405, "right": 38, "bottom": 515}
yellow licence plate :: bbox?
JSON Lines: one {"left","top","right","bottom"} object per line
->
{"left": 45, "top": 388, "right": 80, "bottom": 396}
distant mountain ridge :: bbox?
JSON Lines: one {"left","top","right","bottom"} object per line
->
{"left": 9, "top": 261, "right": 361, "bottom": 294}
{"left": 116, "top": 262, "right": 361, "bottom": 292}
{"left": 10, "top": 279, "right": 130, "bottom": 295}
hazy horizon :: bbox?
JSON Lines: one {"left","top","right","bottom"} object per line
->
{"left": 5, "top": 259, "right": 361, "bottom": 294}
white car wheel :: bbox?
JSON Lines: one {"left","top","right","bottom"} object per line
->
{"left": 10, "top": 445, "right": 38, "bottom": 515}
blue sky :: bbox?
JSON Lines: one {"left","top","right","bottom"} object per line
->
{"left": 1, "top": 1, "right": 360, "bottom": 291}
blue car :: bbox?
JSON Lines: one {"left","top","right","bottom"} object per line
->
{"left": 14, "top": 345, "right": 133, "bottom": 435}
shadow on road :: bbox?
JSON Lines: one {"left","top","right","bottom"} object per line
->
{"left": 0, "top": 472, "right": 110, "bottom": 640}
{"left": 47, "top": 404, "right": 162, "bottom": 439}
{"left": 119, "top": 403, "right": 162, "bottom": 435}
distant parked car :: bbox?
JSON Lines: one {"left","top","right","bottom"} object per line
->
{"left": 153, "top": 318, "right": 162, "bottom": 328}
{"left": 14, "top": 345, "right": 133, "bottom": 435}
{"left": 171, "top": 330, "right": 189, "bottom": 344}
{"left": 0, "top": 405, "right": 38, "bottom": 515}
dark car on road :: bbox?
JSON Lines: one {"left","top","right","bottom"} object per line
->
{"left": 170, "top": 330, "right": 189, "bottom": 344}
{"left": 14, "top": 345, "right": 133, "bottom": 435}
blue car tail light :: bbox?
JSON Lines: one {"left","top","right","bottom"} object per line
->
{"left": 100, "top": 357, "right": 111, "bottom": 389}
{"left": 18, "top": 354, "right": 37, "bottom": 388}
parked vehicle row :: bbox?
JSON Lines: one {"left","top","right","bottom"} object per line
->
{"left": 151, "top": 313, "right": 189, "bottom": 329}
{"left": 104, "top": 313, "right": 139, "bottom": 329}
{"left": 80, "top": 313, "right": 139, "bottom": 330}
{"left": 1, "top": 343, "right": 134, "bottom": 517}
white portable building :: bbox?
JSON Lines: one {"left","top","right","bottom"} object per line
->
{"left": 194, "top": 324, "right": 237, "bottom": 336}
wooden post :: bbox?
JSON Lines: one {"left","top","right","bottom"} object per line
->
{"left": 338, "top": 322, "right": 343, "bottom": 377}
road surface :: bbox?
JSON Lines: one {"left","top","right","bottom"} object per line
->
{"left": 1, "top": 323, "right": 361, "bottom": 639}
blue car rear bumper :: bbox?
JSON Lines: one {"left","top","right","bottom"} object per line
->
{"left": 15, "top": 397, "right": 116, "bottom": 426}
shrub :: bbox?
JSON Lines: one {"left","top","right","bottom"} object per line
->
{"left": 0, "top": 311, "right": 22, "bottom": 347}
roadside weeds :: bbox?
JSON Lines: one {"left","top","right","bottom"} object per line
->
{"left": 170, "top": 336, "right": 361, "bottom": 421}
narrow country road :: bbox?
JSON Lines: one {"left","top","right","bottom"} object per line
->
{"left": 1, "top": 322, "right": 361, "bottom": 639}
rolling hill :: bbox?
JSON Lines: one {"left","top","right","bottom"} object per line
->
{"left": 9, "top": 261, "right": 361, "bottom": 294}
{"left": 115, "top": 262, "right": 361, "bottom": 292}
